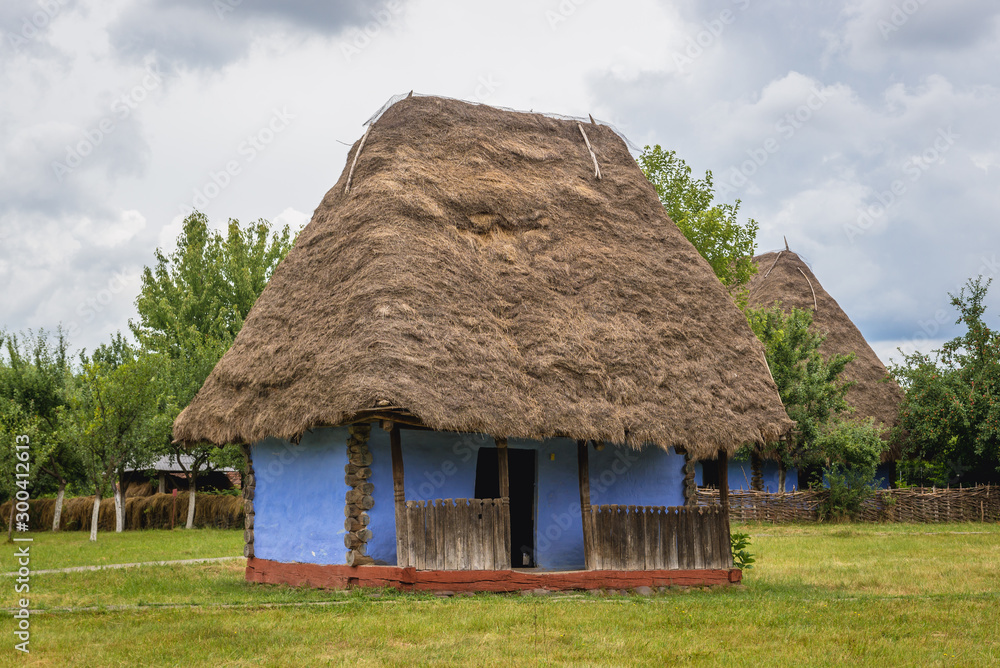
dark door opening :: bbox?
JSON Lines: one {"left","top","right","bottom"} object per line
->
{"left": 475, "top": 448, "right": 536, "bottom": 568}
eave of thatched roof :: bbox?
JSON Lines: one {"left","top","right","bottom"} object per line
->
{"left": 747, "top": 249, "right": 905, "bottom": 459}
{"left": 173, "top": 95, "right": 792, "bottom": 459}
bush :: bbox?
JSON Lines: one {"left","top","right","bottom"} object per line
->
{"left": 813, "top": 418, "right": 886, "bottom": 521}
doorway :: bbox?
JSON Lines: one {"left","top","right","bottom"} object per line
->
{"left": 474, "top": 448, "right": 536, "bottom": 568}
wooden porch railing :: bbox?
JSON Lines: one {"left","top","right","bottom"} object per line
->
{"left": 586, "top": 504, "right": 732, "bottom": 570}
{"left": 399, "top": 498, "right": 511, "bottom": 570}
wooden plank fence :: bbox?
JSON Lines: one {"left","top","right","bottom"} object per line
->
{"left": 697, "top": 484, "right": 1000, "bottom": 523}
{"left": 587, "top": 505, "right": 732, "bottom": 570}
{"left": 399, "top": 498, "right": 510, "bottom": 570}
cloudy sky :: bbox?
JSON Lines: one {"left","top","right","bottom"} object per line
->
{"left": 2, "top": 0, "right": 998, "bottom": 366}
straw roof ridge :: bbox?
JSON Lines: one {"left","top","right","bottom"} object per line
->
{"left": 173, "top": 95, "right": 793, "bottom": 459}
{"left": 747, "top": 249, "right": 905, "bottom": 459}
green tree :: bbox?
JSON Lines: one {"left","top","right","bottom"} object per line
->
{"left": 745, "top": 304, "right": 858, "bottom": 488}
{"left": 131, "top": 212, "right": 294, "bottom": 527}
{"left": 0, "top": 328, "right": 82, "bottom": 531}
{"left": 131, "top": 212, "right": 293, "bottom": 356}
{"left": 0, "top": 398, "right": 44, "bottom": 540}
{"left": 638, "top": 145, "right": 759, "bottom": 291}
{"left": 64, "top": 334, "right": 160, "bottom": 540}
{"left": 890, "top": 277, "right": 1000, "bottom": 483}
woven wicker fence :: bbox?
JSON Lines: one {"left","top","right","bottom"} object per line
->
{"left": 698, "top": 485, "right": 1000, "bottom": 523}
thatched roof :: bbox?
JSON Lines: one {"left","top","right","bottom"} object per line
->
{"left": 747, "top": 250, "right": 904, "bottom": 455}
{"left": 173, "top": 95, "right": 792, "bottom": 458}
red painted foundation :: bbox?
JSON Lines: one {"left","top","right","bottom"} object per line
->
{"left": 245, "top": 558, "right": 741, "bottom": 592}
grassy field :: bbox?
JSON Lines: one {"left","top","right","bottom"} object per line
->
{"left": 2, "top": 523, "right": 998, "bottom": 666}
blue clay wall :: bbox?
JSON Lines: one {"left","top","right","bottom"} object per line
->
{"left": 251, "top": 429, "right": 350, "bottom": 566}
{"left": 252, "top": 427, "right": 686, "bottom": 570}
{"left": 696, "top": 458, "right": 800, "bottom": 492}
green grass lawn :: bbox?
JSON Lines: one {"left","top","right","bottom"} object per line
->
{"left": 2, "top": 523, "right": 999, "bottom": 667}
{"left": 0, "top": 528, "right": 241, "bottom": 572}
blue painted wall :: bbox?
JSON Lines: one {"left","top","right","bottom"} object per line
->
{"left": 253, "top": 428, "right": 687, "bottom": 570}
{"left": 252, "top": 430, "right": 350, "bottom": 566}
{"left": 695, "top": 458, "right": 800, "bottom": 492}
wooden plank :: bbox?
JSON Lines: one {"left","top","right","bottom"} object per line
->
{"left": 715, "top": 506, "right": 728, "bottom": 569}
{"left": 443, "top": 499, "right": 457, "bottom": 570}
{"left": 664, "top": 508, "right": 678, "bottom": 570}
{"left": 495, "top": 499, "right": 508, "bottom": 569}
{"left": 577, "top": 441, "right": 594, "bottom": 570}
{"left": 675, "top": 507, "right": 690, "bottom": 569}
{"left": 611, "top": 505, "right": 624, "bottom": 570}
{"left": 469, "top": 499, "right": 484, "bottom": 570}
{"left": 390, "top": 425, "right": 407, "bottom": 569}
{"left": 692, "top": 507, "right": 706, "bottom": 570}
{"left": 627, "top": 505, "right": 642, "bottom": 570}
{"left": 425, "top": 500, "right": 438, "bottom": 570}
{"left": 602, "top": 505, "right": 615, "bottom": 570}
{"left": 642, "top": 506, "right": 663, "bottom": 570}
{"left": 435, "top": 499, "right": 447, "bottom": 570}
{"left": 405, "top": 501, "right": 419, "bottom": 569}
{"left": 591, "top": 506, "right": 604, "bottom": 571}
{"left": 455, "top": 498, "right": 469, "bottom": 570}
{"left": 703, "top": 507, "right": 718, "bottom": 568}
{"left": 482, "top": 499, "right": 495, "bottom": 570}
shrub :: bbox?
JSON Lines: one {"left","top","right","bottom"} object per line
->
{"left": 813, "top": 418, "right": 886, "bottom": 521}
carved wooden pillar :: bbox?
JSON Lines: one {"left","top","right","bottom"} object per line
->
{"left": 683, "top": 452, "right": 697, "bottom": 506}
{"left": 345, "top": 423, "right": 374, "bottom": 566}
{"left": 241, "top": 444, "right": 255, "bottom": 559}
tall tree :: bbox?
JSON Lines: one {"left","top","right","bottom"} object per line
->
{"left": 745, "top": 304, "right": 857, "bottom": 488}
{"left": 64, "top": 334, "right": 159, "bottom": 540}
{"left": 891, "top": 277, "right": 1000, "bottom": 483}
{"left": 638, "top": 145, "right": 759, "bottom": 292}
{"left": 131, "top": 212, "right": 294, "bottom": 527}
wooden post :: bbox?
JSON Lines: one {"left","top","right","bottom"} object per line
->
{"left": 389, "top": 424, "right": 408, "bottom": 567}
{"left": 577, "top": 440, "right": 594, "bottom": 570}
{"left": 683, "top": 452, "right": 697, "bottom": 506}
{"left": 496, "top": 437, "right": 511, "bottom": 567}
{"left": 718, "top": 448, "right": 732, "bottom": 568}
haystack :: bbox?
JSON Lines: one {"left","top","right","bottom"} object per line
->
{"left": 173, "top": 95, "right": 790, "bottom": 458}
